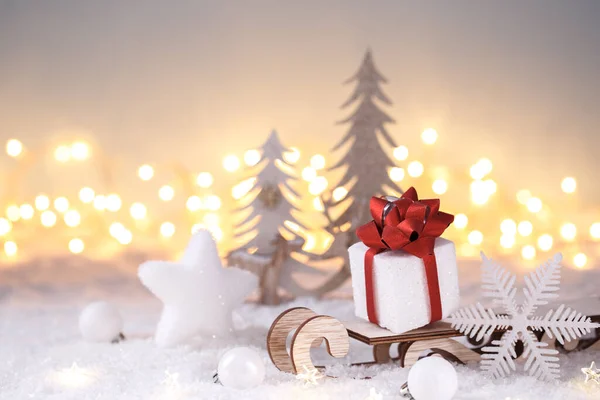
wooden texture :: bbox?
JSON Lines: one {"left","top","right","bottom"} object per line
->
{"left": 345, "top": 318, "right": 462, "bottom": 345}
{"left": 373, "top": 343, "right": 393, "bottom": 363}
{"left": 291, "top": 316, "right": 350, "bottom": 373}
{"left": 402, "top": 338, "right": 481, "bottom": 367}
{"left": 267, "top": 307, "right": 317, "bottom": 373}
{"left": 267, "top": 307, "right": 350, "bottom": 374}
{"left": 259, "top": 235, "right": 287, "bottom": 305}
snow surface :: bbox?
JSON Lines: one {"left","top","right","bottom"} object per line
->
{"left": 1, "top": 254, "right": 599, "bottom": 399}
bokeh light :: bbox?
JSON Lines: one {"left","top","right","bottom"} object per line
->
{"left": 35, "top": 195, "right": 50, "bottom": 211}
{"left": 537, "top": 234, "right": 553, "bottom": 251}
{"left": 79, "top": 187, "right": 95, "bottom": 204}
{"left": 302, "top": 167, "right": 317, "bottom": 182}
{"left": 244, "top": 149, "right": 261, "bottom": 166}
{"left": 561, "top": 177, "right": 576, "bottom": 194}
{"left": 109, "top": 222, "right": 126, "bottom": 238}
{"left": 130, "top": 203, "right": 147, "bottom": 220}
{"left": 196, "top": 172, "right": 213, "bottom": 188}
{"left": 590, "top": 222, "right": 600, "bottom": 240}
{"left": 158, "top": 185, "right": 175, "bottom": 201}
{"left": 54, "top": 197, "right": 70, "bottom": 213}
{"left": 470, "top": 180, "right": 490, "bottom": 205}
{"left": 93, "top": 195, "right": 106, "bottom": 211}
{"left": 106, "top": 194, "right": 122, "bottom": 212}
{"left": 313, "top": 197, "right": 324, "bottom": 211}
{"left": 41, "top": 210, "right": 57, "bottom": 227}
{"left": 468, "top": 230, "right": 483, "bottom": 245}
{"left": 4, "top": 241, "right": 17, "bottom": 257}
{"left": 407, "top": 161, "right": 424, "bottom": 178}
{"left": 138, "top": 164, "right": 154, "bottom": 181}
{"left": 0, "top": 218, "right": 12, "bottom": 236}
{"left": 160, "top": 222, "right": 176, "bottom": 238}
{"left": 6, "top": 205, "right": 20, "bottom": 222}
{"left": 522, "top": 245, "right": 536, "bottom": 260}
{"left": 6, "top": 139, "right": 23, "bottom": 157}
{"left": 432, "top": 179, "right": 448, "bottom": 195}
{"left": 64, "top": 210, "right": 81, "bottom": 227}
{"left": 393, "top": 146, "right": 409, "bottom": 161}
{"left": 500, "top": 235, "right": 515, "bottom": 249}
{"left": 517, "top": 221, "right": 533, "bottom": 237}
{"left": 560, "top": 223, "right": 577, "bottom": 241}
{"left": 454, "top": 214, "right": 468, "bottom": 229}
{"left": 573, "top": 253, "right": 587, "bottom": 269}
{"left": 332, "top": 187, "right": 348, "bottom": 202}
{"left": 186, "top": 196, "right": 202, "bottom": 211}
{"left": 421, "top": 128, "right": 438, "bottom": 145}
{"left": 54, "top": 145, "right": 71, "bottom": 162}
{"left": 283, "top": 147, "right": 300, "bottom": 164}
{"left": 68, "top": 238, "right": 85, "bottom": 254}
{"left": 526, "top": 197, "right": 543, "bottom": 213}
{"left": 19, "top": 204, "right": 34, "bottom": 220}
{"left": 70, "top": 142, "right": 89, "bottom": 160}
{"left": 389, "top": 167, "right": 405, "bottom": 182}
{"left": 500, "top": 219, "right": 517, "bottom": 236}
{"left": 470, "top": 158, "right": 493, "bottom": 180}
{"left": 310, "top": 154, "right": 326, "bottom": 170}
{"left": 309, "top": 176, "right": 328, "bottom": 195}
{"left": 516, "top": 189, "right": 532, "bottom": 205}
{"left": 223, "top": 155, "right": 240, "bottom": 172}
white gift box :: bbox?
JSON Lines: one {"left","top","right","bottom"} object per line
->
{"left": 348, "top": 237, "right": 460, "bottom": 334}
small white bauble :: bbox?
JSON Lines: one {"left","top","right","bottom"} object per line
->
{"left": 79, "top": 301, "right": 124, "bottom": 342}
{"left": 217, "top": 347, "right": 265, "bottom": 389}
{"left": 407, "top": 357, "right": 458, "bottom": 400}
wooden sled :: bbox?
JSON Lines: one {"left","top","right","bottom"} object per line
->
{"left": 267, "top": 306, "right": 600, "bottom": 375}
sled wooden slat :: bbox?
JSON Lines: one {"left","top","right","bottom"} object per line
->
{"left": 344, "top": 319, "right": 462, "bottom": 345}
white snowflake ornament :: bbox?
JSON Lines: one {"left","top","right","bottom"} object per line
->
{"left": 448, "top": 253, "right": 600, "bottom": 382}
{"left": 139, "top": 229, "right": 258, "bottom": 347}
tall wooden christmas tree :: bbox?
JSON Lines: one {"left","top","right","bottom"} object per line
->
{"left": 310, "top": 49, "right": 403, "bottom": 295}
{"left": 228, "top": 130, "right": 324, "bottom": 304}
{"left": 330, "top": 49, "right": 402, "bottom": 226}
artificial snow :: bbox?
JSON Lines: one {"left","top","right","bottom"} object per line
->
{"left": 349, "top": 238, "right": 460, "bottom": 334}
{"left": 0, "top": 254, "right": 599, "bottom": 399}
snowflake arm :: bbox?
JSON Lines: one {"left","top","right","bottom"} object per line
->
{"left": 529, "top": 304, "right": 600, "bottom": 344}
{"left": 521, "top": 330, "right": 560, "bottom": 382}
{"left": 448, "top": 303, "right": 511, "bottom": 341}
{"left": 480, "top": 252, "right": 518, "bottom": 315}
{"left": 521, "top": 253, "right": 562, "bottom": 316}
{"left": 480, "top": 329, "right": 519, "bottom": 379}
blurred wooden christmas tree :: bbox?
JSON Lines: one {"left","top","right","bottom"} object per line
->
{"left": 228, "top": 130, "right": 324, "bottom": 304}
{"left": 309, "top": 49, "right": 404, "bottom": 295}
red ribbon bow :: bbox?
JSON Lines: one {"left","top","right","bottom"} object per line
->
{"left": 356, "top": 187, "right": 454, "bottom": 325}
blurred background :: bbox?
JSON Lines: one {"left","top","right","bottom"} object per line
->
{"left": 0, "top": 0, "right": 599, "bottom": 271}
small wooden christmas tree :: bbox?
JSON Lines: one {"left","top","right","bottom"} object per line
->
{"left": 228, "top": 130, "right": 324, "bottom": 304}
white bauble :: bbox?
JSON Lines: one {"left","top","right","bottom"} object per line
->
{"left": 79, "top": 301, "right": 123, "bottom": 342}
{"left": 407, "top": 357, "right": 458, "bottom": 400}
{"left": 217, "top": 347, "right": 265, "bottom": 389}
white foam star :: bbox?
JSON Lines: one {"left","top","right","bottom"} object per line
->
{"left": 139, "top": 229, "right": 257, "bottom": 347}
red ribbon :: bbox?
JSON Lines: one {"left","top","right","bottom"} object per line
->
{"left": 356, "top": 187, "right": 454, "bottom": 325}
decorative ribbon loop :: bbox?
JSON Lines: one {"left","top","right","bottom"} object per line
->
{"left": 356, "top": 187, "right": 454, "bottom": 326}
